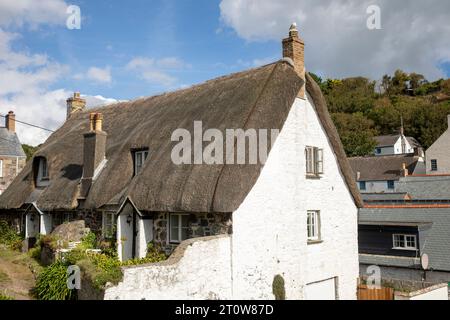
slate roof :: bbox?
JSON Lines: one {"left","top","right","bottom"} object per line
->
{"left": 374, "top": 134, "right": 420, "bottom": 148}
{"left": 0, "top": 127, "right": 26, "bottom": 157}
{"left": 359, "top": 207, "right": 450, "bottom": 272}
{"left": 361, "top": 193, "right": 410, "bottom": 202}
{"left": 396, "top": 175, "right": 450, "bottom": 201}
{"left": 0, "top": 61, "right": 363, "bottom": 211}
{"left": 349, "top": 154, "right": 425, "bottom": 181}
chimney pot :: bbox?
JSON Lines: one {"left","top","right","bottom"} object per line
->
{"left": 5, "top": 111, "right": 15, "bottom": 132}
{"left": 401, "top": 162, "right": 409, "bottom": 177}
{"left": 67, "top": 92, "right": 86, "bottom": 119}
{"left": 89, "top": 113, "right": 96, "bottom": 131}
{"left": 94, "top": 113, "right": 104, "bottom": 132}
{"left": 282, "top": 23, "right": 305, "bottom": 99}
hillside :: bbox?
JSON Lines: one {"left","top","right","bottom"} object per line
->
{"left": 311, "top": 70, "right": 450, "bottom": 157}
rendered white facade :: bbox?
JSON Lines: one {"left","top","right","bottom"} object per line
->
{"left": 105, "top": 94, "right": 359, "bottom": 300}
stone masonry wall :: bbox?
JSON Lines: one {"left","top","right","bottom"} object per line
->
{"left": 154, "top": 212, "right": 232, "bottom": 254}
{"left": 0, "top": 156, "right": 26, "bottom": 195}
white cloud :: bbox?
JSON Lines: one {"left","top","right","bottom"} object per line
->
{"left": 0, "top": 0, "right": 69, "bottom": 28}
{"left": 126, "top": 56, "right": 190, "bottom": 87}
{"left": 0, "top": 28, "right": 118, "bottom": 146}
{"left": 86, "top": 66, "right": 112, "bottom": 84}
{"left": 219, "top": 0, "right": 450, "bottom": 80}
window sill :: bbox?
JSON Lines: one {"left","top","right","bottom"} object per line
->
{"left": 392, "top": 247, "right": 417, "bottom": 251}
{"left": 306, "top": 174, "right": 322, "bottom": 180}
{"left": 307, "top": 239, "right": 323, "bottom": 245}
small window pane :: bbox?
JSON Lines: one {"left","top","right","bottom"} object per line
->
{"left": 431, "top": 160, "right": 438, "bottom": 171}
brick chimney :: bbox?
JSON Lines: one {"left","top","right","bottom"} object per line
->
{"left": 80, "top": 113, "right": 107, "bottom": 198}
{"left": 67, "top": 92, "right": 86, "bottom": 119}
{"left": 282, "top": 23, "right": 305, "bottom": 99}
{"left": 401, "top": 163, "right": 409, "bottom": 177}
{"left": 5, "top": 111, "right": 15, "bottom": 132}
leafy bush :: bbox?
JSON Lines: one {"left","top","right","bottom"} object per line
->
{"left": 0, "top": 220, "right": 23, "bottom": 250}
{"left": 0, "top": 292, "right": 14, "bottom": 300}
{"left": 34, "top": 261, "right": 76, "bottom": 300}
{"left": 272, "top": 275, "right": 286, "bottom": 300}
{"left": 79, "top": 232, "right": 97, "bottom": 250}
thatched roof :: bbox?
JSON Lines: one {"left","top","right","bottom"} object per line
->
{"left": 0, "top": 60, "right": 362, "bottom": 212}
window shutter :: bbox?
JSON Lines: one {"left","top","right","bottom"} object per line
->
{"left": 316, "top": 148, "right": 324, "bottom": 174}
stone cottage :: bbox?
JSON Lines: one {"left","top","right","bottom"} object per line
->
{"left": 0, "top": 25, "right": 362, "bottom": 299}
{"left": 0, "top": 111, "right": 26, "bottom": 196}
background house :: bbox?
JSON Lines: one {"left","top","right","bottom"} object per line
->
{"left": 349, "top": 153, "right": 425, "bottom": 193}
{"left": 426, "top": 115, "right": 450, "bottom": 174}
{"left": 358, "top": 174, "right": 450, "bottom": 296}
{"left": 0, "top": 112, "right": 26, "bottom": 195}
{"left": 374, "top": 133, "right": 421, "bottom": 156}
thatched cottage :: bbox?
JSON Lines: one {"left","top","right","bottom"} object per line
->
{"left": 0, "top": 25, "right": 362, "bottom": 299}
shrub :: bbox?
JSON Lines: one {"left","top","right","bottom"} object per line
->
{"left": 0, "top": 292, "right": 14, "bottom": 300}
{"left": 79, "top": 232, "right": 97, "bottom": 250}
{"left": 35, "top": 261, "right": 76, "bottom": 300}
{"left": 0, "top": 220, "right": 23, "bottom": 251}
{"left": 272, "top": 275, "right": 286, "bottom": 300}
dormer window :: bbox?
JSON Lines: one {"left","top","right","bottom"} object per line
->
{"left": 36, "top": 157, "right": 50, "bottom": 187}
{"left": 133, "top": 149, "right": 149, "bottom": 175}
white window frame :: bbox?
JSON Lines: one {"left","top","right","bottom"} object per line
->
{"left": 169, "top": 213, "right": 190, "bottom": 244}
{"left": 392, "top": 234, "right": 417, "bottom": 250}
{"left": 102, "top": 212, "right": 115, "bottom": 239}
{"left": 307, "top": 210, "right": 321, "bottom": 242}
{"left": 305, "top": 147, "right": 324, "bottom": 176}
{"left": 134, "top": 150, "right": 149, "bottom": 175}
{"left": 36, "top": 158, "right": 50, "bottom": 187}
{"left": 0, "top": 159, "right": 3, "bottom": 178}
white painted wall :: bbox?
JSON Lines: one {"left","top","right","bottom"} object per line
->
{"left": 25, "top": 212, "right": 39, "bottom": 239}
{"left": 40, "top": 214, "right": 52, "bottom": 235}
{"left": 117, "top": 203, "right": 134, "bottom": 262}
{"left": 231, "top": 95, "right": 359, "bottom": 300}
{"left": 106, "top": 94, "right": 359, "bottom": 300}
{"left": 136, "top": 219, "right": 153, "bottom": 259}
{"left": 395, "top": 284, "right": 448, "bottom": 300}
{"left": 375, "top": 137, "right": 414, "bottom": 156}
{"left": 426, "top": 116, "right": 450, "bottom": 174}
{"left": 105, "top": 235, "right": 232, "bottom": 300}
{"left": 359, "top": 180, "right": 398, "bottom": 193}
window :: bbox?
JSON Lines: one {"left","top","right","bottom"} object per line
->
{"left": 102, "top": 212, "right": 115, "bottom": 239}
{"left": 305, "top": 147, "right": 324, "bottom": 177}
{"left": 52, "top": 212, "right": 73, "bottom": 228}
{"left": 169, "top": 214, "right": 190, "bottom": 243}
{"left": 387, "top": 180, "right": 395, "bottom": 190}
{"left": 393, "top": 234, "right": 417, "bottom": 250}
{"left": 359, "top": 181, "right": 366, "bottom": 191}
{"left": 0, "top": 160, "right": 3, "bottom": 178}
{"left": 375, "top": 148, "right": 381, "bottom": 154}
{"left": 40, "top": 158, "right": 49, "bottom": 179}
{"left": 36, "top": 157, "right": 50, "bottom": 187}
{"left": 134, "top": 150, "right": 149, "bottom": 175}
{"left": 307, "top": 211, "right": 321, "bottom": 242}
{"left": 431, "top": 159, "right": 438, "bottom": 171}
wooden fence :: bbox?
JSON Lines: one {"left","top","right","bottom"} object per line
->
{"left": 357, "top": 284, "right": 394, "bottom": 300}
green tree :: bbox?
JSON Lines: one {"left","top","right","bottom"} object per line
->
{"left": 331, "top": 112, "right": 378, "bottom": 157}
{"left": 22, "top": 144, "right": 39, "bottom": 161}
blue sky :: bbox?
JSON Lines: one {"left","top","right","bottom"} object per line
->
{"left": 1, "top": 0, "right": 449, "bottom": 145}
{"left": 16, "top": 0, "right": 282, "bottom": 100}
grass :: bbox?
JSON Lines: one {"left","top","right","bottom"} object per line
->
{"left": 0, "top": 270, "right": 10, "bottom": 284}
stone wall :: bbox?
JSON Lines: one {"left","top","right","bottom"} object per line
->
{"left": 153, "top": 212, "right": 232, "bottom": 253}
{"left": 105, "top": 235, "right": 232, "bottom": 300}
{"left": 0, "top": 156, "right": 26, "bottom": 195}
